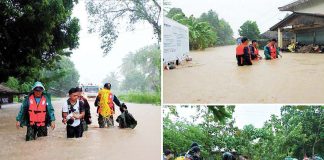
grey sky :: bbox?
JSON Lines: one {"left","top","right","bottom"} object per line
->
{"left": 70, "top": 0, "right": 157, "bottom": 85}
{"left": 167, "top": 0, "right": 297, "bottom": 37}
{"left": 166, "top": 105, "right": 282, "bottom": 129}
{"left": 233, "top": 104, "right": 282, "bottom": 128}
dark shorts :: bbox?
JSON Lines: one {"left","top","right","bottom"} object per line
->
{"left": 67, "top": 124, "right": 83, "bottom": 138}
{"left": 98, "top": 115, "right": 114, "bottom": 128}
{"left": 26, "top": 125, "right": 47, "bottom": 141}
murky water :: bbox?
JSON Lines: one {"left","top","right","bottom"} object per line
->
{"left": 164, "top": 45, "right": 324, "bottom": 103}
{"left": 0, "top": 99, "right": 161, "bottom": 160}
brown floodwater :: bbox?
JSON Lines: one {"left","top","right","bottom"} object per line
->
{"left": 163, "top": 45, "right": 324, "bottom": 103}
{"left": 0, "top": 99, "right": 161, "bottom": 160}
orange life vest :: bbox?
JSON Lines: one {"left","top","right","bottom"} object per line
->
{"left": 236, "top": 44, "right": 245, "bottom": 55}
{"left": 253, "top": 46, "right": 259, "bottom": 55}
{"left": 28, "top": 95, "right": 47, "bottom": 126}
{"left": 270, "top": 45, "right": 277, "bottom": 59}
{"left": 107, "top": 92, "right": 114, "bottom": 113}
{"left": 98, "top": 89, "right": 115, "bottom": 117}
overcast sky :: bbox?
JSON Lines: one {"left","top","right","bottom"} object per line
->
{"left": 70, "top": 0, "right": 157, "bottom": 85}
{"left": 165, "top": 105, "right": 282, "bottom": 129}
{"left": 167, "top": 0, "right": 297, "bottom": 37}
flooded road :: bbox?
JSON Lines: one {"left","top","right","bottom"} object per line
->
{"left": 164, "top": 45, "right": 324, "bottom": 103}
{"left": 0, "top": 99, "right": 161, "bottom": 160}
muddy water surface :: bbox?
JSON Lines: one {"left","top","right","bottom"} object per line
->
{"left": 163, "top": 45, "right": 324, "bottom": 103}
{"left": 0, "top": 99, "right": 161, "bottom": 160}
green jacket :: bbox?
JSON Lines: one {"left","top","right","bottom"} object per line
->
{"left": 16, "top": 92, "right": 55, "bottom": 127}
{"left": 264, "top": 45, "right": 280, "bottom": 60}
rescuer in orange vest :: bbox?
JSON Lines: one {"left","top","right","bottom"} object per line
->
{"left": 236, "top": 37, "right": 252, "bottom": 66}
{"left": 249, "top": 40, "right": 262, "bottom": 60}
{"left": 16, "top": 81, "right": 55, "bottom": 141}
{"left": 264, "top": 39, "right": 280, "bottom": 60}
{"left": 94, "top": 83, "right": 122, "bottom": 128}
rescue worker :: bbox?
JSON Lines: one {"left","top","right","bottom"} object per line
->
{"left": 264, "top": 39, "right": 280, "bottom": 60}
{"left": 236, "top": 37, "right": 252, "bottom": 66}
{"left": 249, "top": 40, "right": 261, "bottom": 60}
{"left": 94, "top": 83, "right": 122, "bottom": 128}
{"left": 62, "top": 88, "right": 85, "bottom": 138}
{"left": 76, "top": 87, "right": 91, "bottom": 132}
{"left": 185, "top": 142, "right": 202, "bottom": 160}
{"left": 16, "top": 81, "right": 55, "bottom": 141}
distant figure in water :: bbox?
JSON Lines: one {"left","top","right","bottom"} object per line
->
{"left": 236, "top": 37, "right": 252, "bottom": 66}
{"left": 249, "top": 40, "right": 262, "bottom": 60}
{"left": 264, "top": 39, "right": 281, "bottom": 60}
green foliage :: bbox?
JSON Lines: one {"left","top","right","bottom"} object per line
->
{"left": 163, "top": 106, "right": 324, "bottom": 160}
{"left": 0, "top": 0, "right": 80, "bottom": 82}
{"left": 4, "top": 56, "right": 80, "bottom": 96}
{"left": 163, "top": 105, "right": 236, "bottom": 159}
{"left": 85, "top": 0, "right": 161, "bottom": 55}
{"left": 170, "top": 14, "right": 216, "bottom": 50}
{"left": 166, "top": 8, "right": 185, "bottom": 18}
{"left": 120, "top": 44, "right": 161, "bottom": 93}
{"left": 40, "top": 56, "right": 80, "bottom": 96}
{"left": 167, "top": 8, "right": 234, "bottom": 50}
{"left": 238, "top": 20, "right": 260, "bottom": 40}
{"left": 5, "top": 77, "right": 32, "bottom": 93}
{"left": 207, "top": 105, "right": 233, "bottom": 123}
{"left": 199, "top": 10, "right": 235, "bottom": 45}
{"left": 102, "top": 72, "right": 120, "bottom": 91}
{"left": 119, "top": 92, "right": 160, "bottom": 105}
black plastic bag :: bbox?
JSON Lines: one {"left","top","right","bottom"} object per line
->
{"left": 116, "top": 110, "right": 137, "bottom": 129}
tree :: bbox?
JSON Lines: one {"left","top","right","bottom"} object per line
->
{"left": 166, "top": 7, "right": 185, "bottom": 19}
{"left": 163, "top": 105, "right": 236, "bottom": 159}
{"left": 280, "top": 106, "right": 324, "bottom": 158}
{"left": 238, "top": 20, "right": 260, "bottom": 40}
{"left": 5, "top": 77, "right": 31, "bottom": 93}
{"left": 102, "top": 72, "right": 120, "bottom": 91}
{"left": 120, "top": 44, "right": 160, "bottom": 92}
{"left": 199, "top": 10, "right": 234, "bottom": 46}
{"left": 0, "top": 0, "right": 80, "bottom": 82}
{"left": 167, "top": 8, "right": 234, "bottom": 49}
{"left": 5, "top": 56, "right": 80, "bottom": 96}
{"left": 170, "top": 13, "right": 216, "bottom": 50}
{"left": 163, "top": 105, "right": 324, "bottom": 160}
{"left": 85, "top": 0, "right": 161, "bottom": 55}
{"left": 40, "top": 56, "right": 80, "bottom": 96}
{"left": 217, "top": 19, "right": 235, "bottom": 45}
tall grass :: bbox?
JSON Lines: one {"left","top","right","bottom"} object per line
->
{"left": 119, "top": 92, "right": 161, "bottom": 105}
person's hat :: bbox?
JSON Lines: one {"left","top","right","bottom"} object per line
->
{"left": 32, "top": 81, "right": 45, "bottom": 91}
{"left": 104, "top": 83, "right": 111, "bottom": 89}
